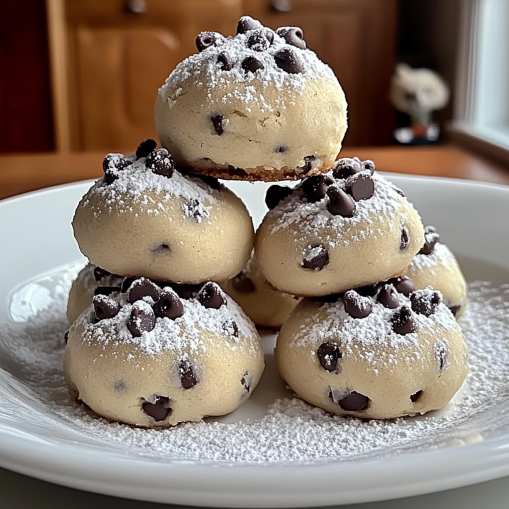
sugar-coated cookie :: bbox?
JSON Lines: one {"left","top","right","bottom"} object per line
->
{"left": 65, "top": 279, "right": 264, "bottom": 427}
{"left": 221, "top": 252, "right": 300, "bottom": 329}
{"left": 255, "top": 158, "right": 425, "bottom": 296}
{"left": 406, "top": 226, "right": 467, "bottom": 318}
{"left": 276, "top": 285, "right": 468, "bottom": 419}
{"left": 155, "top": 16, "right": 347, "bottom": 181}
{"left": 72, "top": 140, "right": 254, "bottom": 284}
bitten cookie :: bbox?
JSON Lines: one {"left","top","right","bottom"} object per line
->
{"left": 276, "top": 285, "right": 469, "bottom": 419}
{"left": 64, "top": 278, "right": 264, "bottom": 427}
{"left": 255, "top": 158, "right": 425, "bottom": 296}
{"left": 221, "top": 252, "right": 300, "bottom": 329}
{"left": 406, "top": 226, "right": 467, "bottom": 318}
{"left": 72, "top": 140, "right": 254, "bottom": 284}
{"left": 155, "top": 16, "right": 347, "bottom": 181}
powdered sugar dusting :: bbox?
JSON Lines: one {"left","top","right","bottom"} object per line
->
{"left": 409, "top": 243, "right": 456, "bottom": 276}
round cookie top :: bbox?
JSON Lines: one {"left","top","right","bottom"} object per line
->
{"left": 155, "top": 16, "right": 348, "bottom": 180}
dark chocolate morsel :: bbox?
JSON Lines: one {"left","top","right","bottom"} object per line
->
{"left": 242, "top": 56, "right": 265, "bottom": 73}
{"left": 449, "top": 305, "right": 461, "bottom": 317}
{"left": 150, "top": 243, "right": 171, "bottom": 255}
{"left": 236, "top": 16, "right": 262, "bottom": 34}
{"left": 387, "top": 276, "right": 415, "bottom": 297}
{"left": 247, "top": 29, "right": 270, "bottom": 51}
{"left": 145, "top": 148, "right": 174, "bottom": 178}
{"left": 302, "top": 174, "right": 334, "bottom": 203}
{"left": 153, "top": 289, "right": 184, "bottom": 319}
{"left": 327, "top": 186, "right": 356, "bottom": 217}
{"left": 356, "top": 284, "right": 381, "bottom": 297}
{"left": 274, "top": 48, "right": 303, "bottom": 74}
{"left": 93, "top": 295, "right": 120, "bottom": 321}
{"left": 128, "top": 277, "right": 161, "bottom": 304}
{"left": 211, "top": 115, "right": 224, "bottom": 135}
{"left": 377, "top": 284, "right": 400, "bottom": 309}
{"left": 348, "top": 174, "right": 375, "bottom": 201}
{"left": 362, "top": 160, "right": 375, "bottom": 173}
{"left": 94, "top": 286, "right": 121, "bottom": 297}
{"left": 223, "top": 320, "right": 239, "bottom": 338}
{"left": 179, "top": 359, "right": 198, "bottom": 389}
{"left": 217, "top": 52, "right": 233, "bottom": 71}
{"left": 185, "top": 198, "right": 203, "bottom": 221}
{"left": 343, "top": 290, "right": 373, "bottom": 318}
{"left": 333, "top": 158, "right": 362, "bottom": 179}
{"left": 265, "top": 184, "right": 292, "bottom": 210}
{"left": 103, "top": 169, "right": 119, "bottom": 185}
{"left": 410, "top": 289, "right": 442, "bottom": 317}
{"left": 419, "top": 225, "right": 440, "bottom": 255}
{"left": 121, "top": 277, "right": 136, "bottom": 294}
{"left": 410, "top": 390, "right": 423, "bottom": 403}
{"left": 274, "top": 145, "right": 288, "bottom": 153}
{"left": 391, "top": 305, "right": 416, "bottom": 335}
{"left": 400, "top": 226, "right": 410, "bottom": 250}
{"left": 127, "top": 304, "right": 156, "bottom": 337}
{"left": 167, "top": 282, "right": 205, "bottom": 300}
{"left": 196, "top": 31, "right": 223, "bottom": 52}
{"left": 302, "top": 245, "right": 329, "bottom": 271}
{"left": 135, "top": 138, "right": 157, "bottom": 159}
{"left": 102, "top": 153, "right": 130, "bottom": 173}
{"left": 241, "top": 371, "right": 252, "bottom": 393}
{"left": 330, "top": 390, "right": 370, "bottom": 412}
{"left": 64, "top": 331, "right": 69, "bottom": 345}
{"left": 301, "top": 155, "right": 315, "bottom": 174}
{"left": 197, "top": 282, "right": 226, "bottom": 309}
{"left": 232, "top": 271, "right": 255, "bottom": 292}
{"left": 276, "top": 27, "right": 306, "bottom": 49}
{"left": 142, "top": 395, "right": 171, "bottom": 421}
{"left": 93, "top": 266, "right": 111, "bottom": 282}
{"left": 317, "top": 342, "right": 342, "bottom": 372}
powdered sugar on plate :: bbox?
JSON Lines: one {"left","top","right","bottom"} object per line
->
{"left": 2, "top": 266, "right": 509, "bottom": 465}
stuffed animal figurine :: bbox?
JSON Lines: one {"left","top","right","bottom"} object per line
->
{"left": 390, "top": 63, "right": 449, "bottom": 144}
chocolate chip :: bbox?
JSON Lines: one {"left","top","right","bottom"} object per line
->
{"left": 217, "top": 52, "right": 233, "bottom": 71}
{"left": 135, "top": 139, "right": 157, "bottom": 159}
{"left": 247, "top": 29, "right": 270, "bottom": 51}
{"left": 121, "top": 277, "right": 136, "bottom": 293}
{"left": 93, "top": 295, "right": 120, "bottom": 321}
{"left": 179, "top": 359, "right": 198, "bottom": 389}
{"left": 302, "top": 174, "right": 334, "bottom": 203}
{"left": 153, "top": 289, "right": 184, "bottom": 319}
{"left": 330, "top": 389, "right": 370, "bottom": 411}
{"left": 400, "top": 226, "right": 410, "bottom": 250}
{"left": 410, "top": 289, "right": 441, "bottom": 317}
{"left": 232, "top": 271, "right": 255, "bottom": 292}
{"left": 387, "top": 276, "right": 415, "bottom": 297}
{"left": 127, "top": 303, "right": 156, "bottom": 337}
{"left": 114, "top": 380, "right": 126, "bottom": 391}
{"left": 223, "top": 320, "right": 239, "bottom": 338}
{"left": 93, "top": 266, "right": 111, "bottom": 282}
{"left": 377, "top": 284, "right": 399, "bottom": 308}
{"left": 102, "top": 153, "right": 130, "bottom": 172}
{"left": 185, "top": 198, "right": 203, "bottom": 221}
{"left": 356, "top": 283, "right": 382, "bottom": 297}
{"left": 145, "top": 148, "right": 174, "bottom": 178}
{"left": 150, "top": 243, "right": 171, "bottom": 255}
{"left": 348, "top": 174, "right": 375, "bottom": 201}
{"left": 327, "top": 186, "right": 356, "bottom": 217}
{"left": 410, "top": 390, "right": 423, "bottom": 403}
{"left": 392, "top": 305, "right": 416, "bottom": 335}
{"left": 276, "top": 27, "right": 306, "bottom": 49}
{"left": 191, "top": 173, "right": 222, "bottom": 190}
{"left": 343, "top": 290, "right": 372, "bottom": 318}
{"left": 241, "top": 56, "right": 264, "bottom": 73}
{"left": 241, "top": 371, "right": 252, "bottom": 393}
{"left": 332, "top": 158, "right": 362, "bottom": 179}
{"left": 197, "top": 282, "right": 226, "bottom": 309}
{"left": 211, "top": 115, "right": 224, "bottom": 135}
{"left": 265, "top": 30, "right": 275, "bottom": 44}
{"left": 103, "top": 169, "right": 119, "bottom": 185}
{"left": 167, "top": 283, "right": 204, "bottom": 300}
{"left": 64, "top": 331, "right": 69, "bottom": 344}
{"left": 127, "top": 278, "right": 161, "bottom": 304}
{"left": 196, "top": 31, "right": 223, "bottom": 52}
{"left": 419, "top": 225, "right": 440, "bottom": 255}
{"left": 274, "top": 48, "right": 303, "bottom": 74}
{"left": 449, "top": 305, "right": 461, "bottom": 317}
{"left": 94, "top": 286, "right": 121, "bottom": 297}
{"left": 274, "top": 145, "right": 288, "bottom": 153}
{"left": 302, "top": 155, "right": 315, "bottom": 174}
{"left": 362, "top": 160, "right": 375, "bottom": 173}
{"left": 142, "top": 395, "right": 171, "bottom": 421}
{"left": 236, "top": 16, "right": 262, "bottom": 34}
{"left": 302, "top": 245, "right": 329, "bottom": 271}
{"left": 265, "top": 184, "right": 292, "bottom": 210}
{"left": 317, "top": 342, "right": 342, "bottom": 372}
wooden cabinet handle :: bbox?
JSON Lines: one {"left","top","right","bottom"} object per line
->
{"left": 125, "top": 0, "right": 146, "bottom": 14}
{"left": 270, "top": 0, "right": 292, "bottom": 13}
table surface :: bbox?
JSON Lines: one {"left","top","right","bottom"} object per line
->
{"left": 1, "top": 144, "right": 509, "bottom": 507}
{"left": 1, "top": 145, "right": 509, "bottom": 200}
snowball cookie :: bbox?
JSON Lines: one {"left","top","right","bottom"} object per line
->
{"left": 276, "top": 286, "right": 469, "bottom": 419}
{"left": 72, "top": 140, "right": 254, "bottom": 284}
{"left": 406, "top": 226, "right": 467, "bottom": 318}
{"left": 155, "top": 16, "right": 348, "bottom": 181}
{"left": 64, "top": 278, "right": 264, "bottom": 427}
{"left": 221, "top": 252, "right": 300, "bottom": 329}
{"left": 255, "top": 158, "right": 425, "bottom": 296}
{"left": 67, "top": 263, "right": 124, "bottom": 324}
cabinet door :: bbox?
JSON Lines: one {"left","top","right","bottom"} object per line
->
{"left": 244, "top": 0, "right": 397, "bottom": 146}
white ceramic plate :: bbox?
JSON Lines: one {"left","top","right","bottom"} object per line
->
{"left": 1, "top": 175, "right": 509, "bottom": 508}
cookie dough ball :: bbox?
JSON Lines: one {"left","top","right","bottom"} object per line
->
{"left": 64, "top": 279, "right": 264, "bottom": 427}
{"left": 255, "top": 158, "right": 425, "bottom": 296}
{"left": 276, "top": 286, "right": 468, "bottom": 419}
{"left": 222, "top": 252, "right": 300, "bottom": 329}
{"left": 67, "top": 263, "right": 124, "bottom": 324}
{"left": 155, "top": 17, "right": 347, "bottom": 181}
{"left": 406, "top": 226, "right": 467, "bottom": 318}
{"left": 73, "top": 141, "right": 254, "bottom": 284}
